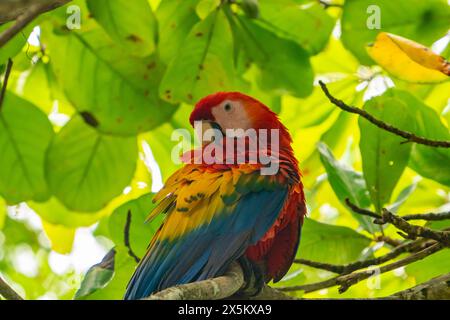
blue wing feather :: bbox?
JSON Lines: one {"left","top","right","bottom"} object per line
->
{"left": 124, "top": 188, "right": 287, "bottom": 300}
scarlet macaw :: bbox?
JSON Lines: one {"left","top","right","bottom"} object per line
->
{"left": 124, "top": 92, "right": 306, "bottom": 299}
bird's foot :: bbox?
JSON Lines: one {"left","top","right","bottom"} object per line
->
{"left": 236, "top": 256, "right": 265, "bottom": 298}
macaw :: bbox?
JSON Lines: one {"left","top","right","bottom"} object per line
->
{"left": 124, "top": 92, "right": 306, "bottom": 300}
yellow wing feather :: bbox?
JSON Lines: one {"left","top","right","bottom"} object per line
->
{"left": 145, "top": 164, "right": 264, "bottom": 241}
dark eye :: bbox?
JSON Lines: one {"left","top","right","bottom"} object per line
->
{"left": 224, "top": 103, "right": 232, "bottom": 112}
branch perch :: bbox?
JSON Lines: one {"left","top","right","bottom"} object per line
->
{"left": 145, "top": 262, "right": 245, "bottom": 300}
{"left": 0, "top": 0, "right": 72, "bottom": 48}
{"left": 145, "top": 262, "right": 298, "bottom": 300}
{"left": 318, "top": 80, "right": 450, "bottom": 148}
{"left": 0, "top": 275, "right": 23, "bottom": 300}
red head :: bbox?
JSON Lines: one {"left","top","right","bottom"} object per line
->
{"left": 190, "top": 92, "right": 291, "bottom": 144}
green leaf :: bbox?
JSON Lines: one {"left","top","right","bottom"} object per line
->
{"left": 359, "top": 94, "right": 413, "bottom": 212}
{"left": 409, "top": 123, "right": 450, "bottom": 187}
{"left": 30, "top": 197, "right": 109, "bottom": 228}
{"left": 109, "top": 193, "right": 163, "bottom": 258}
{"left": 235, "top": 16, "right": 313, "bottom": 97}
{"left": 342, "top": 0, "right": 450, "bottom": 64}
{"left": 311, "top": 38, "right": 360, "bottom": 75}
{"left": 86, "top": 0, "right": 157, "bottom": 57}
{"left": 196, "top": 0, "right": 221, "bottom": 19}
{"left": 258, "top": 0, "right": 335, "bottom": 54}
{"left": 18, "top": 60, "right": 73, "bottom": 115}
{"left": 392, "top": 90, "right": 450, "bottom": 187}
{"left": 42, "top": 24, "right": 175, "bottom": 135}
{"left": 79, "top": 246, "right": 137, "bottom": 299}
{"left": 317, "top": 142, "right": 376, "bottom": 233}
{"left": 159, "top": 9, "right": 237, "bottom": 104}
{"left": 0, "top": 23, "right": 33, "bottom": 63}
{"left": 156, "top": 0, "right": 200, "bottom": 65}
{"left": 46, "top": 116, "right": 138, "bottom": 212}
{"left": 406, "top": 249, "right": 450, "bottom": 284}
{"left": 298, "top": 85, "right": 364, "bottom": 185}
{"left": 281, "top": 78, "right": 356, "bottom": 129}
{"left": 298, "top": 218, "right": 372, "bottom": 264}
{"left": 0, "top": 92, "right": 54, "bottom": 204}
{"left": 386, "top": 181, "right": 419, "bottom": 213}
{"left": 75, "top": 248, "right": 115, "bottom": 299}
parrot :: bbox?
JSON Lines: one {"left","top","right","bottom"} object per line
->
{"left": 124, "top": 92, "right": 306, "bottom": 300}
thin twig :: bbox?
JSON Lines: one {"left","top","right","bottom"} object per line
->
{"left": 337, "top": 243, "right": 444, "bottom": 293}
{"left": 294, "top": 238, "right": 433, "bottom": 274}
{"left": 374, "top": 235, "right": 403, "bottom": 247}
{"left": 345, "top": 199, "right": 450, "bottom": 246}
{"left": 124, "top": 210, "right": 141, "bottom": 264}
{"left": 403, "top": 211, "right": 450, "bottom": 221}
{"left": 280, "top": 242, "right": 444, "bottom": 294}
{"left": 318, "top": 80, "right": 450, "bottom": 148}
{"left": 377, "top": 209, "right": 450, "bottom": 246}
{"left": 0, "top": 0, "right": 71, "bottom": 48}
{"left": 294, "top": 239, "right": 435, "bottom": 275}
{"left": 344, "top": 198, "right": 381, "bottom": 219}
{"left": 0, "top": 59, "right": 13, "bottom": 111}
{"left": 0, "top": 275, "right": 23, "bottom": 300}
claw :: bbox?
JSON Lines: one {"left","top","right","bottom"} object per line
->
{"left": 236, "top": 256, "right": 265, "bottom": 297}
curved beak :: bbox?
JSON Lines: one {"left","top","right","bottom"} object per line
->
{"left": 193, "top": 120, "right": 224, "bottom": 145}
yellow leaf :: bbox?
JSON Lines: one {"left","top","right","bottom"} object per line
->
{"left": 367, "top": 32, "right": 450, "bottom": 84}
{"left": 42, "top": 221, "right": 76, "bottom": 254}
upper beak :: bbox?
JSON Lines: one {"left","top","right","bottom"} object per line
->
{"left": 194, "top": 120, "right": 224, "bottom": 145}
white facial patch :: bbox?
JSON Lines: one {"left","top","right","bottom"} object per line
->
{"left": 211, "top": 100, "right": 252, "bottom": 131}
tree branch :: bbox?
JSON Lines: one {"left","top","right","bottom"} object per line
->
{"left": 318, "top": 80, "right": 450, "bottom": 148}
{"left": 142, "top": 245, "right": 448, "bottom": 300}
{"left": 0, "top": 0, "right": 71, "bottom": 48}
{"left": 376, "top": 209, "right": 450, "bottom": 246}
{"left": 144, "top": 261, "right": 302, "bottom": 300}
{"left": 133, "top": 197, "right": 449, "bottom": 299}
{"left": 344, "top": 198, "right": 380, "bottom": 219}
{"left": 0, "top": 59, "right": 13, "bottom": 111}
{"left": 373, "top": 235, "right": 403, "bottom": 247}
{"left": 345, "top": 199, "right": 450, "bottom": 247}
{"left": 0, "top": 275, "right": 23, "bottom": 300}
{"left": 336, "top": 243, "right": 444, "bottom": 293}
{"left": 145, "top": 262, "right": 245, "bottom": 300}
{"left": 391, "top": 272, "right": 450, "bottom": 300}
{"left": 402, "top": 211, "right": 450, "bottom": 221}
{"left": 279, "top": 242, "right": 444, "bottom": 294}
{"left": 294, "top": 238, "right": 433, "bottom": 274}
{"left": 0, "top": 0, "right": 71, "bottom": 23}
